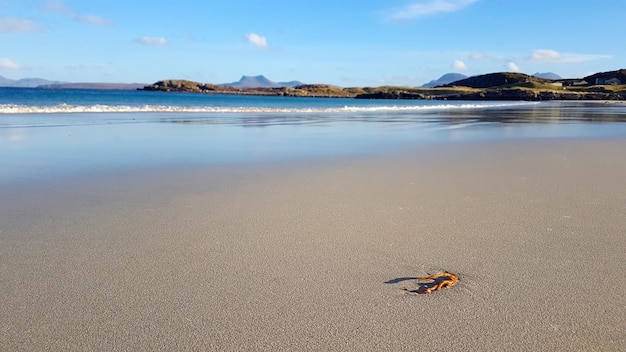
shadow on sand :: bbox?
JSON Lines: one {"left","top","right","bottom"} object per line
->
{"left": 385, "top": 273, "right": 458, "bottom": 294}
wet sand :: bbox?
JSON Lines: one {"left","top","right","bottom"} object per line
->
{"left": 1, "top": 138, "right": 625, "bottom": 351}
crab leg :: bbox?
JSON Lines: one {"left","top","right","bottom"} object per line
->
{"left": 414, "top": 271, "right": 459, "bottom": 294}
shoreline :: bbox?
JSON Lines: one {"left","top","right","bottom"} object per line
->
{"left": 140, "top": 83, "right": 626, "bottom": 101}
{"left": 2, "top": 137, "right": 625, "bottom": 351}
{"left": 140, "top": 70, "right": 626, "bottom": 101}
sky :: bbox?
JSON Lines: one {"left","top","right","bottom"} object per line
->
{"left": 1, "top": 0, "right": 624, "bottom": 86}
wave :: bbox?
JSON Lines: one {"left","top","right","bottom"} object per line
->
{"left": 0, "top": 102, "right": 538, "bottom": 114}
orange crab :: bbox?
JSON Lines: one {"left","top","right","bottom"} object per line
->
{"left": 403, "top": 271, "right": 459, "bottom": 294}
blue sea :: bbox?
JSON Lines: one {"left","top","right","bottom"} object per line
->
{"left": 2, "top": 87, "right": 626, "bottom": 184}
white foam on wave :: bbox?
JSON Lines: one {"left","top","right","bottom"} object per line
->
{"left": 338, "top": 102, "right": 538, "bottom": 112}
{"left": 0, "top": 102, "right": 538, "bottom": 114}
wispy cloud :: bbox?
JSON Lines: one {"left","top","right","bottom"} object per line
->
{"left": 41, "top": 0, "right": 74, "bottom": 15}
{"left": 76, "top": 15, "right": 113, "bottom": 26}
{"left": 530, "top": 49, "right": 610, "bottom": 63}
{"left": 506, "top": 62, "right": 521, "bottom": 72}
{"left": 245, "top": 33, "right": 268, "bottom": 48}
{"left": 530, "top": 49, "right": 561, "bottom": 62}
{"left": 41, "top": 0, "right": 114, "bottom": 27}
{"left": 452, "top": 59, "right": 468, "bottom": 72}
{"left": 467, "top": 52, "right": 492, "bottom": 61}
{"left": 0, "top": 58, "right": 21, "bottom": 69}
{"left": 465, "top": 49, "right": 609, "bottom": 69}
{"left": 0, "top": 17, "right": 43, "bottom": 33}
{"left": 385, "top": 0, "right": 478, "bottom": 21}
{"left": 135, "top": 37, "right": 169, "bottom": 46}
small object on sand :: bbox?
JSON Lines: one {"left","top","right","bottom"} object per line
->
{"left": 403, "top": 271, "right": 459, "bottom": 294}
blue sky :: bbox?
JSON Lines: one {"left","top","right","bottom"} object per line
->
{"left": 1, "top": 0, "right": 624, "bottom": 86}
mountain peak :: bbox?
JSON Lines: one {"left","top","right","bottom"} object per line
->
{"left": 532, "top": 72, "right": 562, "bottom": 80}
{"left": 237, "top": 75, "right": 275, "bottom": 88}
{"left": 223, "top": 75, "right": 303, "bottom": 88}
{"left": 421, "top": 73, "right": 468, "bottom": 88}
{"left": 0, "top": 75, "right": 63, "bottom": 87}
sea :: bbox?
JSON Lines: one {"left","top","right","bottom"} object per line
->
{"left": 2, "top": 87, "right": 626, "bottom": 184}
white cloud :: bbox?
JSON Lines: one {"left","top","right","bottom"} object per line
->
{"left": 467, "top": 52, "right": 500, "bottom": 61}
{"left": 135, "top": 37, "right": 169, "bottom": 46}
{"left": 506, "top": 62, "right": 521, "bottom": 72}
{"left": 76, "top": 15, "right": 113, "bottom": 26}
{"left": 245, "top": 33, "right": 268, "bottom": 48}
{"left": 42, "top": 1, "right": 113, "bottom": 27}
{"left": 452, "top": 60, "right": 468, "bottom": 72}
{"left": 530, "top": 49, "right": 610, "bottom": 63}
{"left": 42, "top": 0, "right": 74, "bottom": 15}
{"left": 531, "top": 49, "right": 561, "bottom": 62}
{"left": 467, "top": 52, "right": 486, "bottom": 60}
{"left": 0, "top": 17, "right": 43, "bottom": 33}
{"left": 0, "top": 58, "right": 21, "bottom": 69}
{"left": 385, "top": 0, "right": 478, "bottom": 21}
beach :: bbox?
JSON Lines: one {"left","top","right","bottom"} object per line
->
{"left": 3, "top": 0, "right": 626, "bottom": 348}
{"left": 1, "top": 137, "right": 625, "bottom": 351}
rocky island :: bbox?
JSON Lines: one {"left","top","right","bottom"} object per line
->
{"left": 141, "top": 69, "right": 626, "bottom": 101}
{"left": 142, "top": 79, "right": 356, "bottom": 98}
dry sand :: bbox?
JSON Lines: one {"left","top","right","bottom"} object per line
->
{"left": 1, "top": 138, "right": 625, "bottom": 351}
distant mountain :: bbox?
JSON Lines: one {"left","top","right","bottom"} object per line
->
{"left": 223, "top": 75, "right": 304, "bottom": 88}
{"left": 0, "top": 75, "right": 62, "bottom": 87}
{"left": 532, "top": 72, "right": 562, "bottom": 80}
{"left": 15, "top": 78, "right": 63, "bottom": 87}
{"left": 0, "top": 75, "right": 145, "bottom": 90}
{"left": 277, "top": 80, "right": 305, "bottom": 88}
{"left": 421, "top": 73, "right": 468, "bottom": 88}
{"left": 0, "top": 75, "right": 14, "bottom": 86}
{"left": 37, "top": 82, "right": 146, "bottom": 90}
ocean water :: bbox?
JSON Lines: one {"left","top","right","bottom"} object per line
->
{"left": 2, "top": 87, "right": 626, "bottom": 183}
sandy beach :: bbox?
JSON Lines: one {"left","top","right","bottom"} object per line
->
{"left": 1, "top": 138, "right": 625, "bottom": 351}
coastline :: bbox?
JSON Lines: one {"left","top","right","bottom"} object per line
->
{"left": 2, "top": 138, "right": 625, "bottom": 351}
{"left": 140, "top": 81, "right": 626, "bottom": 101}
{"left": 140, "top": 70, "right": 626, "bottom": 101}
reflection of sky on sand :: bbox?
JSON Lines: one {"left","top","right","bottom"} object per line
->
{"left": 2, "top": 104, "right": 626, "bottom": 185}
{"left": 0, "top": 129, "right": 26, "bottom": 142}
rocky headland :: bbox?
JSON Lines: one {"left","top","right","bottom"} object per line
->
{"left": 142, "top": 80, "right": 356, "bottom": 97}
{"left": 141, "top": 69, "right": 626, "bottom": 101}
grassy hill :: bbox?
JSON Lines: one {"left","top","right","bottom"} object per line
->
{"left": 583, "top": 69, "right": 626, "bottom": 85}
{"left": 444, "top": 72, "right": 552, "bottom": 89}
